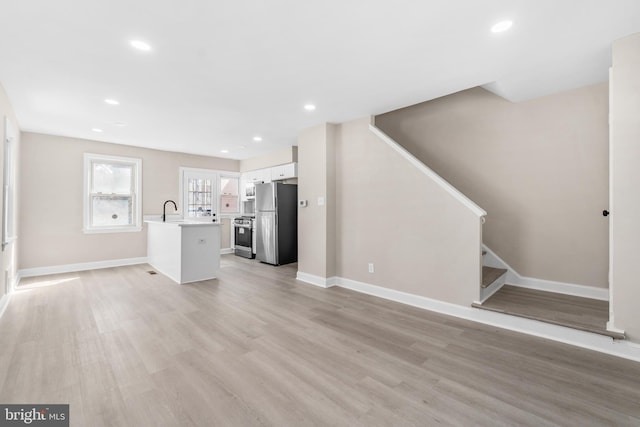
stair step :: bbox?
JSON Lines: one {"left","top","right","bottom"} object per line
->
{"left": 472, "top": 285, "right": 625, "bottom": 340}
{"left": 482, "top": 266, "right": 507, "bottom": 288}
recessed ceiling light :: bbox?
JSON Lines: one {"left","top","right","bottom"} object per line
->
{"left": 220, "top": 149, "right": 229, "bottom": 154}
{"left": 304, "top": 104, "right": 316, "bottom": 111}
{"left": 491, "top": 20, "right": 513, "bottom": 33}
{"left": 104, "top": 99, "right": 119, "bottom": 105}
{"left": 130, "top": 40, "right": 152, "bottom": 51}
{"left": 253, "top": 136, "right": 262, "bottom": 142}
{"left": 92, "top": 128, "right": 103, "bottom": 133}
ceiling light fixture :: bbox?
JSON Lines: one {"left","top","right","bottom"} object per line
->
{"left": 92, "top": 128, "right": 104, "bottom": 133}
{"left": 491, "top": 20, "right": 513, "bottom": 33}
{"left": 253, "top": 136, "right": 262, "bottom": 142}
{"left": 130, "top": 40, "right": 152, "bottom": 51}
{"left": 104, "top": 99, "right": 119, "bottom": 105}
{"left": 304, "top": 104, "right": 316, "bottom": 111}
{"left": 220, "top": 149, "right": 229, "bottom": 154}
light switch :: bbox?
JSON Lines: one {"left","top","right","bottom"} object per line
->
{"left": 317, "top": 196, "right": 325, "bottom": 206}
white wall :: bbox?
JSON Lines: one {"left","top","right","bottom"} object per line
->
{"left": 19, "top": 132, "right": 238, "bottom": 270}
{"left": 610, "top": 33, "right": 640, "bottom": 341}
{"left": 0, "top": 84, "right": 20, "bottom": 307}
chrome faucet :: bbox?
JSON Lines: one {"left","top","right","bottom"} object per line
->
{"left": 163, "top": 200, "right": 177, "bottom": 222}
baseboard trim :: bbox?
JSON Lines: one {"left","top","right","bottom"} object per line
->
{"left": 509, "top": 276, "right": 609, "bottom": 301}
{"left": 0, "top": 272, "right": 19, "bottom": 320}
{"left": 0, "top": 293, "right": 10, "bottom": 320}
{"left": 482, "top": 244, "right": 609, "bottom": 301}
{"left": 333, "top": 276, "right": 640, "bottom": 363}
{"left": 220, "top": 248, "right": 234, "bottom": 255}
{"left": 296, "top": 271, "right": 337, "bottom": 288}
{"left": 19, "top": 257, "right": 149, "bottom": 278}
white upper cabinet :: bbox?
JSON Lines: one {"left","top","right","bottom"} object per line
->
{"left": 271, "top": 163, "right": 297, "bottom": 181}
{"left": 241, "top": 163, "right": 297, "bottom": 201}
{"left": 244, "top": 168, "right": 271, "bottom": 184}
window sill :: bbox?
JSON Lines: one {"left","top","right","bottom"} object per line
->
{"left": 83, "top": 226, "right": 143, "bottom": 234}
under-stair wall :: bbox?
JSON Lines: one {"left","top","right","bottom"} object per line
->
{"left": 331, "top": 116, "right": 485, "bottom": 306}
{"left": 375, "top": 83, "right": 609, "bottom": 290}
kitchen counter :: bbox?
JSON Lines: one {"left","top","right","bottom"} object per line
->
{"left": 146, "top": 220, "right": 220, "bottom": 284}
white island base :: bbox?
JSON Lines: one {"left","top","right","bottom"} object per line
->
{"left": 146, "top": 220, "right": 221, "bottom": 284}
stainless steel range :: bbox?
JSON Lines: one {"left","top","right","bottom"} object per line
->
{"left": 233, "top": 216, "right": 255, "bottom": 259}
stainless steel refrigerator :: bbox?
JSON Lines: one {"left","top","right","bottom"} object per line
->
{"left": 255, "top": 182, "right": 298, "bottom": 265}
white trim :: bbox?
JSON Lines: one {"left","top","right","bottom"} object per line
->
{"left": 82, "top": 226, "right": 143, "bottom": 234}
{"left": 178, "top": 167, "right": 242, "bottom": 221}
{"left": 83, "top": 153, "right": 142, "bottom": 234}
{"left": 0, "top": 293, "right": 10, "bottom": 320}
{"left": 510, "top": 276, "right": 609, "bottom": 301}
{"left": 608, "top": 66, "right": 616, "bottom": 332}
{"left": 19, "top": 257, "right": 148, "bottom": 278}
{"left": 368, "top": 122, "right": 487, "bottom": 218}
{"left": 2, "top": 116, "right": 16, "bottom": 252}
{"left": 0, "top": 271, "right": 21, "bottom": 320}
{"left": 478, "top": 277, "right": 505, "bottom": 304}
{"left": 296, "top": 271, "right": 337, "bottom": 288}
{"left": 482, "top": 244, "right": 609, "bottom": 301}
{"left": 334, "top": 276, "right": 640, "bottom": 362}
{"left": 220, "top": 248, "right": 234, "bottom": 255}
{"left": 607, "top": 320, "right": 625, "bottom": 335}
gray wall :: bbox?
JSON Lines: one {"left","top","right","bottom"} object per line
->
{"left": 376, "top": 84, "right": 609, "bottom": 288}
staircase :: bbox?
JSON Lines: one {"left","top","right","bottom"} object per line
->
{"left": 479, "top": 250, "right": 508, "bottom": 302}
{"left": 368, "top": 121, "right": 623, "bottom": 342}
{"left": 474, "top": 251, "right": 624, "bottom": 340}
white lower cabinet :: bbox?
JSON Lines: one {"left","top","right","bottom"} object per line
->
{"left": 146, "top": 220, "right": 221, "bottom": 284}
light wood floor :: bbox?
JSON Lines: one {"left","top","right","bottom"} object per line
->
{"left": 1, "top": 255, "right": 640, "bottom": 426}
{"left": 472, "top": 285, "right": 623, "bottom": 339}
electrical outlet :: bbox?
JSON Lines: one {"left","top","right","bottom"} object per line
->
{"left": 368, "top": 263, "right": 374, "bottom": 273}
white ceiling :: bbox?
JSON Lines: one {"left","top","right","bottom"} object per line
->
{"left": 1, "top": 1, "right": 639, "bottom": 160}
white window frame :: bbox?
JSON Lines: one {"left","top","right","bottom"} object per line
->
{"left": 83, "top": 153, "right": 142, "bottom": 234}
{"left": 178, "top": 167, "right": 241, "bottom": 221}
{"left": 2, "top": 116, "right": 16, "bottom": 251}
{"left": 219, "top": 174, "right": 241, "bottom": 215}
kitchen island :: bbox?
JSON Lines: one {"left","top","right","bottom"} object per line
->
{"left": 146, "top": 220, "right": 220, "bottom": 284}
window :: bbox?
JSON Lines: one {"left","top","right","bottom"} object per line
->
{"left": 183, "top": 169, "right": 215, "bottom": 219}
{"left": 179, "top": 168, "right": 240, "bottom": 221}
{"left": 220, "top": 176, "right": 239, "bottom": 214}
{"left": 83, "top": 153, "right": 142, "bottom": 233}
